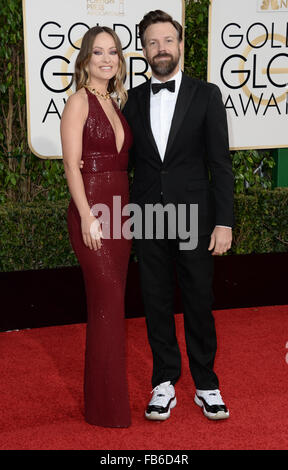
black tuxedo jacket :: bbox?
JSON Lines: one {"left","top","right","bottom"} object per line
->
{"left": 123, "top": 73, "right": 234, "bottom": 237}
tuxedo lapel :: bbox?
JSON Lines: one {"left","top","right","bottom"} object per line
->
{"left": 137, "top": 79, "right": 162, "bottom": 162}
{"left": 163, "top": 74, "right": 197, "bottom": 163}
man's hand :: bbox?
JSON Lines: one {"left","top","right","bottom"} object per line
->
{"left": 79, "top": 160, "right": 84, "bottom": 169}
{"left": 208, "top": 226, "right": 232, "bottom": 256}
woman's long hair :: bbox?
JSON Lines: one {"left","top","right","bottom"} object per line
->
{"left": 74, "top": 26, "right": 127, "bottom": 108}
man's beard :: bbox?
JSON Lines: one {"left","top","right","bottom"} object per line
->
{"left": 148, "top": 50, "right": 180, "bottom": 77}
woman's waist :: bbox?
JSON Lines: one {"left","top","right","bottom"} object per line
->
{"left": 81, "top": 170, "right": 129, "bottom": 193}
{"left": 68, "top": 185, "right": 130, "bottom": 213}
{"left": 81, "top": 153, "right": 128, "bottom": 173}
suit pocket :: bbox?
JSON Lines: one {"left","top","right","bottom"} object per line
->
{"left": 186, "top": 180, "right": 210, "bottom": 191}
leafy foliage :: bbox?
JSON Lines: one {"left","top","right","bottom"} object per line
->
{"left": 232, "top": 150, "right": 275, "bottom": 194}
{"left": 184, "top": 0, "right": 211, "bottom": 80}
{"left": 0, "top": 0, "right": 69, "bottom": 203}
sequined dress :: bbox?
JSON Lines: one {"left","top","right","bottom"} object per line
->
{"left": 67, "top": 88, "right": 133, "bottom": 427}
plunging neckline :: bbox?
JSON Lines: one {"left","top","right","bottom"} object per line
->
{"left": 86, "top": 88, "right": 125, "bottom": 155}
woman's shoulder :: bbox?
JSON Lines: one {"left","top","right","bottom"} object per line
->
{"left": 61, "top": 88, "right": 89, "bottom": 125}
{"left": 66, "top": 87, "right": 88, "bottom": 106}
{"left": 63, "top": 88, "right": 89, "bottom": 118}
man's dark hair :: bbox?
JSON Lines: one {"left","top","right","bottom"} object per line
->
{"left": 139, "top": 10, "right": 183, "bottom": 47}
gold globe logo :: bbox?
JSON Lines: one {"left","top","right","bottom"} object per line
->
{"left": 239, "top": 33, "right": 288, "bottom": 106}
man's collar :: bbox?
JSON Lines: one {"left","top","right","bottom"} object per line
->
{"left": 151, "top": 68, "right": 182, "bottom": 85}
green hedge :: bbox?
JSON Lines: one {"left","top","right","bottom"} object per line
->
{"left": 233, "top": 188, "right": 288, "bottom": 254}
{"left": 1, "top": 188, "right": 288, "bottom": 272}
{"left": 0, "top": 200, "right": 76, "bottom": 271}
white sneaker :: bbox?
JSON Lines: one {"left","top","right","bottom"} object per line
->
{"left": 145, "top": 381, "right": 177, "bottom": 421}
{"left": 194, "top": 389, "right": 229, "bottom": 420}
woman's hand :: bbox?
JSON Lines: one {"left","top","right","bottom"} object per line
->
{"left": 81, "top": 214, "right": 103, "bottom": 251}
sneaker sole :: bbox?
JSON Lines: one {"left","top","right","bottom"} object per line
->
{"left": 194, "top": 394, "right": 229, "bottom": 420}
{"left": 145, "top": 397, "right": 177, "bottom": 421}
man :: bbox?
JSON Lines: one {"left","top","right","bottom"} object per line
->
{"left": 123, "top": 10, "right": 234, "bottom": 421}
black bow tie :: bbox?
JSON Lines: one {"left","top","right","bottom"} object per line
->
{"left": 151, "top": 80, "right": 175, "bottom": 94}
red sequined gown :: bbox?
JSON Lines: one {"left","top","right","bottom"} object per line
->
{"left": 67, "top": 88, "right": 133, "bottom": 427}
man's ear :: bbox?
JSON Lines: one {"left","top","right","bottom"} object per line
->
{"left": 142, "top": 46, "right": 147, "bottom": 59}
{"left": 179, "top": 40, "right": 184, "bottom": 66}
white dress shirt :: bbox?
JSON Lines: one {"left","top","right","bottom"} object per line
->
{"left": 149, "top": 69, "right": 231, "bottom": 231}
{"left": 150, "top": 68, "right": 182, "bottom": 161}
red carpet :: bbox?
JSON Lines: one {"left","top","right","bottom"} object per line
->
{"left": 0, "top": 305, "right": 288, "bottom": 450}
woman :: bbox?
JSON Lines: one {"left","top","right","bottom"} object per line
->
{"left": 60, "top": 26, "right": 132, "bottom": 427}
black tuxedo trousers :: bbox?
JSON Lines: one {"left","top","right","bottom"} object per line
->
{"left": 135, "top": 225, "right": 219, "bottom": 390}
{"left": 123, "top": 74, "right": 234, "bottom": 389}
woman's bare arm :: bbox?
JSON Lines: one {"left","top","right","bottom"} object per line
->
{"left": 60, "top": 92, "right": 102, "bottom": 250}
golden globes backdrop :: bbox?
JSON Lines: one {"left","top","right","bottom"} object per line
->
{"left": 22, "top": 0, "right": 184, "bottom": 159}
{"left": 208, "top": 0, "right": 288, "bottom": 150}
